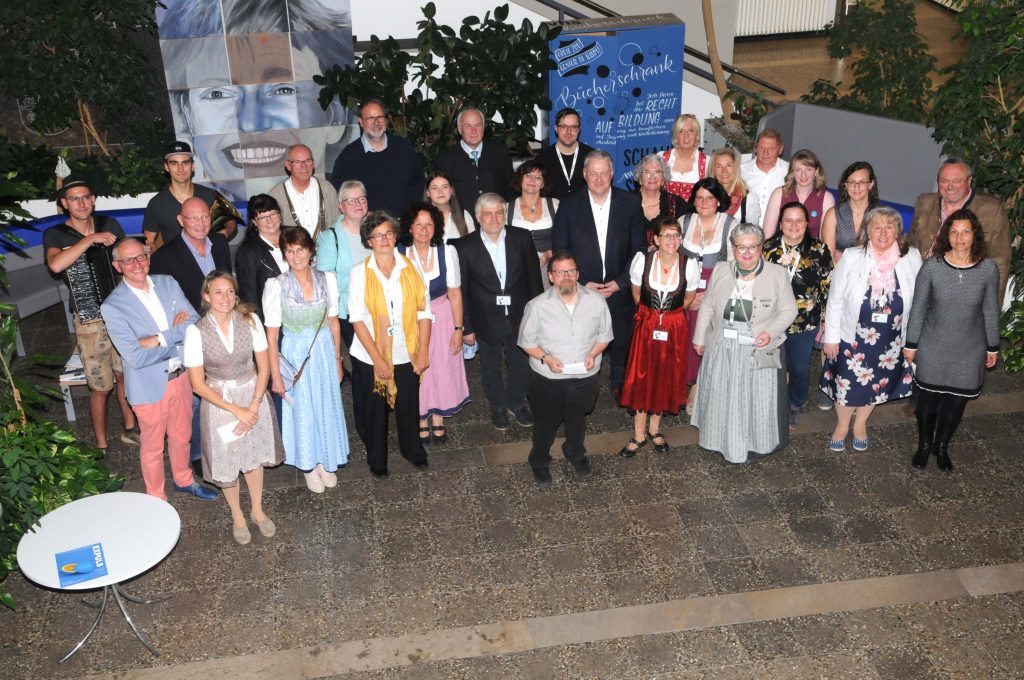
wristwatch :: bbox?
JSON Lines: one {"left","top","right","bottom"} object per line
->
{"left": 453, "top": 325, "right": 464, "bottom": 331}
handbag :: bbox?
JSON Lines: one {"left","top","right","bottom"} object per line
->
{"left": 280, "top": 308, "right": 328, "bottom": 392}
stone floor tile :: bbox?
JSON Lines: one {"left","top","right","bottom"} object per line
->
{"left": 690, "top": 525, "right": 750, "bottom": 560}
{"left": 636, "top": 532, "right": 700, "bottom": 567}
{"left": 601, "top": 567, "right": 666, "bottom": 608}
{"left": 735, "top": 520, "right": 799, "bottom": 555}
{"left": 867, "top": 643, "right": 943, "bottom": 680}
{"left": 701, "top": 557, "right": 770, "bottom": 594}
{"left": 732, "top": 619, "right": 805, "bottom": 660}
{"left": 624, "top": 501, "right": 684, "bottom": 536}
{"left": 654, "top": 561, "right": 718, "bottom": 601}
{"left": 787, "top": 514, "right": 849, "bottom": 551}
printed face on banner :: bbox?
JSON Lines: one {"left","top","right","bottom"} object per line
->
{"left": 548, "top": 23, "right": 684, "bottom": 190}
{"left": 158, "top": 0, "right": 359, "bottom": 201}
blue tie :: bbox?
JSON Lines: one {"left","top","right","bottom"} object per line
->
{"left": 470, "top": 149, "right": 479, "bottom": 166}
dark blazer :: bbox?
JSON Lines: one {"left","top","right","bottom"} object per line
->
{"left": 551, "top": 188, "right": 645, "bottom": 308}
{"left": 453, "top": 226, "right": 543, "bottom": 344}
{"left": 536, "top": 141, "right": 595, "bottom": 201}
{"left": 149, "top": 233, "right": 232, "bottom": 312}
{"left": 234, "top": 234, "right": 281, "bottom": 322}
{"left": 435, "top": 139, "right": 514, "bottom": 218}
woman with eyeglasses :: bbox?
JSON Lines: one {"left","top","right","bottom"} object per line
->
{"left": 820, "top": 161, "right": 880, "bottom": 263}
{"left": 264, "top": 227, "right": 349, "bottom": 493}
{"left": 348, "top": 211, "right": 432, "bottom": 479}
{"left": 235, "top": 194, "right": 288, "bottom": 323}
{"left": 634, "top": 153, "right": 689, "bottom": 245}
{"left": 425, "top": 171, "right": 475, "bottom": 242}
{"left": 509, "top": 160, "right": 559, "bottom": 288}
{"left": 762, "top": 149, "right": 836, "bottom": 240}
{"left": 692, "top": 223, "right": 797, "bottom": 463}
{"left": 662, "top": 113, "right": 708, "bottom": 202}
{"left": 618, "top": 217, "right": 699, "bottom": 456}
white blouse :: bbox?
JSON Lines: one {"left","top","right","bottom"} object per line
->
{"left": 183, "top": 315, "right": 269, "bottom": 368}
{"left": 442, "top": 209, "right": 476, "bottom": 242}
{"left": 261, "top": 271, "right": 341, "bottom": 328}
{"left": 347, "top": 255, "right": 433, "bottom": 365}
{"left": 510, "top": 197, "right": 558, "bottom": 235}
{"left": 628, "top": 252, "right": 701, "bottom": 291}
{"left": 667, "top": 148, "right": 701, "bottom": 183}
{"left": 406, "top": 244, "right": 461, "bottom": 289}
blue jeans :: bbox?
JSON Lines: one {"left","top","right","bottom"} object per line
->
{"left": 785, "top": 329, "right": 817, "bottom": 409}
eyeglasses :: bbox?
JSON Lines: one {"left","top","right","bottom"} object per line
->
{"left": 845, "top": 180, "right": 872, "bottom": 188}
{"left": 523, "top": 173, "right": 543, "bottom": 181}
{"left": 368, "top": 231, "right": 396, "bottom": 242}
{"left": 556, "top": 124, "right": 580, "bottom": 131}
{"left": 938, "top": 178, "right": 968, "bottom": 186}
{"left": 65, "top": 194, "right": 94, "bottom": 204}
{"left": 361, "top": 115, "right": 386, "bottom": 124}
{"left": 342, "top": 196, "right": 368, "bottom": 205}
{"left": 733, "top": 245, "right": 762, "bottom": 254}
{"left": 183, "top": 215, "right": 211, "bottom": 224}
{"left": 119, "top": 253, "right": 149, "bottom": 265}
{"left": 287, "top": 158, "right": 314, "bottom": 166}
{"left": 693, "top": 195, "right": 718, "bottom": 203}
{"left": 658, "top": 232, "right": 683, "bottom": 240}
{"left": 640, "top": 170, "right": 662, "bottom": 178}
{"left": 551, "top": 268, "right": 578, "bottom": 277}
{"left": 254, "top": 210, "right": 280, "bottom": 223}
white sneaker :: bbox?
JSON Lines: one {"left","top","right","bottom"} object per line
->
{"left": 315, "top": 463, "right": 337, "bottom": 488}
{"left": 304, "top": 470, "right": 326, "bottom": 493}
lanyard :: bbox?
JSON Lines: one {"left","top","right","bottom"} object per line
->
{"left": 785, "top": 245, "right": 800, "bottom": 280}
{"left": 729, "top": 261, "right": 761, "bottom": 324}
{"left": 557, "top": 146, "right": 579, "bottom": 186}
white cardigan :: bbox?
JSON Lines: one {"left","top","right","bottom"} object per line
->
{"left": 823, "top": 245, "right": 923, "bottom": 345}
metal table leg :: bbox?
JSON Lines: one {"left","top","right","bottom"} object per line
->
{"left": 60, "top": 586, "right": 108, "bottom": 663}
{"left": 62, "top": 586, "right": 171, "bottom": 662}
{"left": 111, "top": 584, "right": 160, "bottom": 657}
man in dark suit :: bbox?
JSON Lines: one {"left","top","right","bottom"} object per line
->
{"left": 150, "top": 197, "right": 233, "bottom": 312}
{"left": 435, "top": 108, "right": 514, "bottom": 224}
{"left": 536, "top": 107, "right": 594, "bottom": 200}
{"left": 552, "top": 149, "right": 645, "bottom": 393}
{"left": 455, "top": 193, "right": 544, "bottom": 430}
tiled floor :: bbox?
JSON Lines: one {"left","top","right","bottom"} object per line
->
{"left": 4, "top": 296, "right": 1024, "bottom": 678}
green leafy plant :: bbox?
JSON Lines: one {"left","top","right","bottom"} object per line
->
{"left": 316, "top": 2, "right": 560, "bottom": 166}
{"left": 801, "top": 0, "right": 936, "bottom": 123}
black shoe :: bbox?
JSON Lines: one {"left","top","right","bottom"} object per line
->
{"left": 508, "top": 405, "right": 534, "bottom": 427}
{"left": 618, "top": 437, "right": 646, "bottom": 458}
{"left": 572, "top": 458, "right": 592, "bottom": 480}
{"left": 911, "top": 442, "right": 930, "bottom": 469}
{"left": 531, "top": 466, "right": 552, "bottom": 486}
{"left": 371, "top": 469, "right": 389, "bottom": 480}
{"left": 934, "top": 417, "right": 957, "bottom": 473}
{"left": 430, "top": 425, "right": 448, "bottom": 445}
{"left": 647, "top": 431, "right": 670, "bottom": 453}
{"left": 419, "top": 425, "right": 432, "bottom": 446}
{"left": 912, "top": 409, "right": 937, "bottom": 470}
{"left": 491, "top": 409, "right": 511, "bottom": 431}
{"left": 412, "top": 460, "right": 429, "bottom": 471}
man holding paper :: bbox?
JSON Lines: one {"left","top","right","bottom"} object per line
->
{"left": 518, "top": 251, "right": 613, "bottom": 486}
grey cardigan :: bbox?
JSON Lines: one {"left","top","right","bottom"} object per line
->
{"left": 693, "top": 261, "right": 798, "bottom": 363}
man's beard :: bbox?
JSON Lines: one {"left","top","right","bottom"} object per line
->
{"left": 557, "top": 283, "right": 576, "bottom": 297}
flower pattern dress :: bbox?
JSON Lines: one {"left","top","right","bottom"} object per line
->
{"left": 819, "top": 287, "right": 914, "bottom": 406}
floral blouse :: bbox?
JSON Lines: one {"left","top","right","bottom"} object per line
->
{"left": 762, "top": 236, "right": 833, "bottom": 334}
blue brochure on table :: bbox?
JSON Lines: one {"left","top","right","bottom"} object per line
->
{"left": 55, "top": 543, "right": 108, "bottom": 587}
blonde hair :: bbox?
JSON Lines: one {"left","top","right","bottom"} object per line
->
{"left": 200, "top": 271, "right": 256, "bottom": 328}
{"left": 782, "top": 149, "right": 827, "bottom": 195}
{"left": 708, "top": 147, "right": 747, "bottom": 194}
{"left": 670, "top": 114, "right": 701, "bottom": 151}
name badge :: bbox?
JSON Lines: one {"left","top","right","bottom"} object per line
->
{"left": 871, "top": 313, "right": 888, "bottom": 323}
{"left": 386, "top": 324, "right": 400, "bottom": 337}
{"left": 723, "top": 328, "right": 739, "bottom": 339}
{"left": 496, "top": 295, "right": 511, "bottom": 306}
{"left": 652, "top": 330, "right": 669, "bottom": 341}
{"left": 697, "top": 279, "right": 707, "bottom": 290}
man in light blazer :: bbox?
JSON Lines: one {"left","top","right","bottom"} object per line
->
{"left": 454, "top": 193, "right": 544, "bottom": 430}
{"left": 101, "top": 238, "right": 217, "bottom": 501}
{"left": 552, "top": 149, "right": 645, "bottom": 393}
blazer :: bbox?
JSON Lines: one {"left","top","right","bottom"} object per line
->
{"left": 822, "top": 245, "right": 923, "bottom": 346}
{"left": 234, "top": 234, "right": 282, "bottom": 322}
{"left": 100, "top": 275, "right": 199, "bottom": 406}
{"left": 452, "top": 226, "right": 543, "bottom": 344}
{"left": 693, "top": 261, "right": 797, "bottom": 362}
{"left": 907, "top": 190, "right": 1010, "bottom": 301}
{"left": 267, "top": 176, "right": 341, "bottom": 233}
{"left": 551, "top": 187, "right": 645, "bottom": 308}
{"left": 149, "top": 232, "right": 232, "bottom": 312}
{"left": 435, "top": 139, "right": 515, "bottom": 217}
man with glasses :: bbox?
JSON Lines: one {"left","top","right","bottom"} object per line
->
{"left": 142, "top": 141, "right": 238, "bottom": 249}
{"left": 552, "top": 150, "right": 645, "bottom": 396}
{"left": 908, "top": 157, "right": 1010, "bottom": 301}
{"left": 268, "top": 143, "right": 340, "bottom": 237}
{"left": 536, "top": 107, "right": 595, "bottom": 200}
{"left": 45, "top": 174, "right": 138, "bottom": 452}
{"left": 101, "top": 238, "right": 218, "bottom": 501}
{"left": 518, "top": 251, "right": 613, "bottom": 485}
{"left": 329, "top": 99, "right": 424, "bottom": 216}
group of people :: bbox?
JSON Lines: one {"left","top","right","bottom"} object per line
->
{"left": 46, "top": 103, "right": 1011, "bottom": 537}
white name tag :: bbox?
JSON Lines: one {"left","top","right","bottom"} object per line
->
{"left": 386, "top": 324, "right": 400, "bottom": 337}
{"left": 697, "top": 279, "right": 707, "bottom": 290}
{"left": 496, "top": 295, "right": 511, "bottom": 306}
{"left": 723, "top": 328, "right": 739, "bottom": 339}
{"left": 652, "top": 330, "right": 669, "bottom": 341}
{"left": 871, "top": 313, "right": 888, "bottom": 323}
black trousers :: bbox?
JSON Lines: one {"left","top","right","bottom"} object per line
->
{"left": 527, "top": 371, "right": 600, "bottom": 470}
{"left": 607, "top": 300, "right": 635, "bottom": 391}
{"left": 477, "top": 317, "right": 528, "bottom": 415}
{"left": 351, "top": 357, "right": 428, "bottom": 475}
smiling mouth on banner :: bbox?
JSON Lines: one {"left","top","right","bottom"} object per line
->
{"left": 223, "top": 143, "right": 289, "bottom": 168}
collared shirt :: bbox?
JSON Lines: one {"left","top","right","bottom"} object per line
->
{"left": 518, "top": 285, "right": 614, "bottom": 380}
{"left": 347, "top": 255, "right": 433, "bottom": 366}
{"left": 740, "top": 158, "right": 789, "bottom": 226}
{"left": 126, "top": 276, "right": 182, "bottom": 371}
{"left": 284, "top": 177, "right": 321, "bottom": 235}
{"left": 460, "top": 139, "right": 482, "bottom": 161}
{"left": 260, "top": 234, "right": 288, "bottom": 273}
{"left": 360, "top": 132, "right": 389, "bottom": 153}
{"left": 182, "top": 236, "right": 215, "bottom": 276}
{"left": 480, "top": 228, "right": 507, "bottom": 289}
{"left": 588, "top": 191, "right": 611, "bottom": 279}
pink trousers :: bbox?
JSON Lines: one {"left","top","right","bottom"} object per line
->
{"left": 134, "top": 372, "right": 194, "bottom": 499}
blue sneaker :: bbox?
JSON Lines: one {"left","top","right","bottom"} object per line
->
{"left": 174, "top": 481, "right": 219, "bottom": 501}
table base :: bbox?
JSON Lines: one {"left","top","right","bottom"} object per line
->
{"left": 61, "top": 585, "right": 172, "bottom": 663}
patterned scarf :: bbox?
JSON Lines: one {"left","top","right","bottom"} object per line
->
{"left": 364, "top": 254, "right": 426, "bottom": 407}
{"left": 868, "top": 242, "right": 900, "bottom": 309}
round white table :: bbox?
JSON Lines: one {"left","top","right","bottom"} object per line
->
{"left": 17, "top": 492, "right": 181, "bottom": 662}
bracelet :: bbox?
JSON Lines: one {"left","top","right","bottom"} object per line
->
{"left": 453, "top": 325, "right": 464, "bottom": 331}
{"left": 539, "top": 352, "right": 548, "bottom": 363}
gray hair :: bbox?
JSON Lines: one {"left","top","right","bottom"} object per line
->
{"left": 583, "top": 149, "right": 613, "bottom": 171}
{"left": 339, "top": 180, "right": 366, "bottom": 199}
{"left": 728, "top": 222, "right": 764, "bottom": 246}
{"left": 457, "top": 108, "right": 484, "bottom": 131}
{"left": 112, "top": 237, "right": 151, "bottom": 261}
{"left": 854, "top": 206, "right": 910, "bottom": 255}
{"left": 474, "top": 192, "right": 505, "bottom": 219}
{"left": 634, "top": 153, "right": 670, "bottom": 183}
{"left": 939, "top": 156, "right": 972, "bottom": 178}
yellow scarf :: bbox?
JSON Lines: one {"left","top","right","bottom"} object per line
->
{"left": 365, "top": 254, "right": 426, "bottom": 407}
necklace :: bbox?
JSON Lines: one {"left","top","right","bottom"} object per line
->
{"left": 522, "top": 197, "right": 540, "bottom": 215}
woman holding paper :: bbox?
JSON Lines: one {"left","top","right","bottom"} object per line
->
{"left": 185, "top": 271, "right": 283, "bottom": 545}
{"left": 264, "top": 227, "right": 350, "bottom": 494}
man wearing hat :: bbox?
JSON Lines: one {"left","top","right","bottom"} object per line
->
{"left": 142, "top": 141, "right": 238, "bottom": 249}
{"left": 44, "top": 174, "right": 139, "bottom": 451}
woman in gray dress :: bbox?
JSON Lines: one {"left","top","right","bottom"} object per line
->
{"left": 692, "top": 223, "right": 797, "bottom": 463}
{"left": 185, "top": 271, "right": 284, "bottom": 544}
{"left": 904, "top": 209, "right": 1000, "bottom": 472}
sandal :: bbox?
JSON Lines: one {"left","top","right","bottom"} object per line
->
{"left": 431, "top": 425, "right": 448, "bottom": 445}
{"left": 419, "top": 424, "right": 432, "bottom": 445}
{"left": 618, "top": 438, "right": 647, "bottom": 458}
{"left": 647, "top": 431, "right": 670, "bottom": 453}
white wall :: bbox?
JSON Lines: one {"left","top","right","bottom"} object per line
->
{"left": 351, "top": 2, "right": 548, "bottom": 42}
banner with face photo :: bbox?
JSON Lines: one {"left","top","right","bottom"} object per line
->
{"left": 157, "top": 0, "right": 359, "bottom": 201}
{"left": 548, "top": 15, "right": 685, "bottom": 190}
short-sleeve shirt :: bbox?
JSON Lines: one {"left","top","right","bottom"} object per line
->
{"left": 43, "top": 216, "right": 126, "bottom": 291}
{"left": 183, "top": 314, "right": 269, "bottom": 367}
{"left": 142, "top": 184, "right": 224, "bottom": 244}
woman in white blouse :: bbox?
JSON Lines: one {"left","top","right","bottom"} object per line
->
{"left": 185, "top": 271, "right": 283, "bottom": 544}
{"left": 398, "top": 203, "right": 470, "bottom": 445}
{"left": 508, "top": 160, "right": 558, "bottom": 289}
{"left": 426, "top": 171, "right": 475, "bottom": 242}
{"left": 348, "top": 212, "right": 433, "bottom": 479}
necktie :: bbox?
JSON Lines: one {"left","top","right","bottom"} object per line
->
{"left": 470, "top": 150, "right": 479, "bottom": 166}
